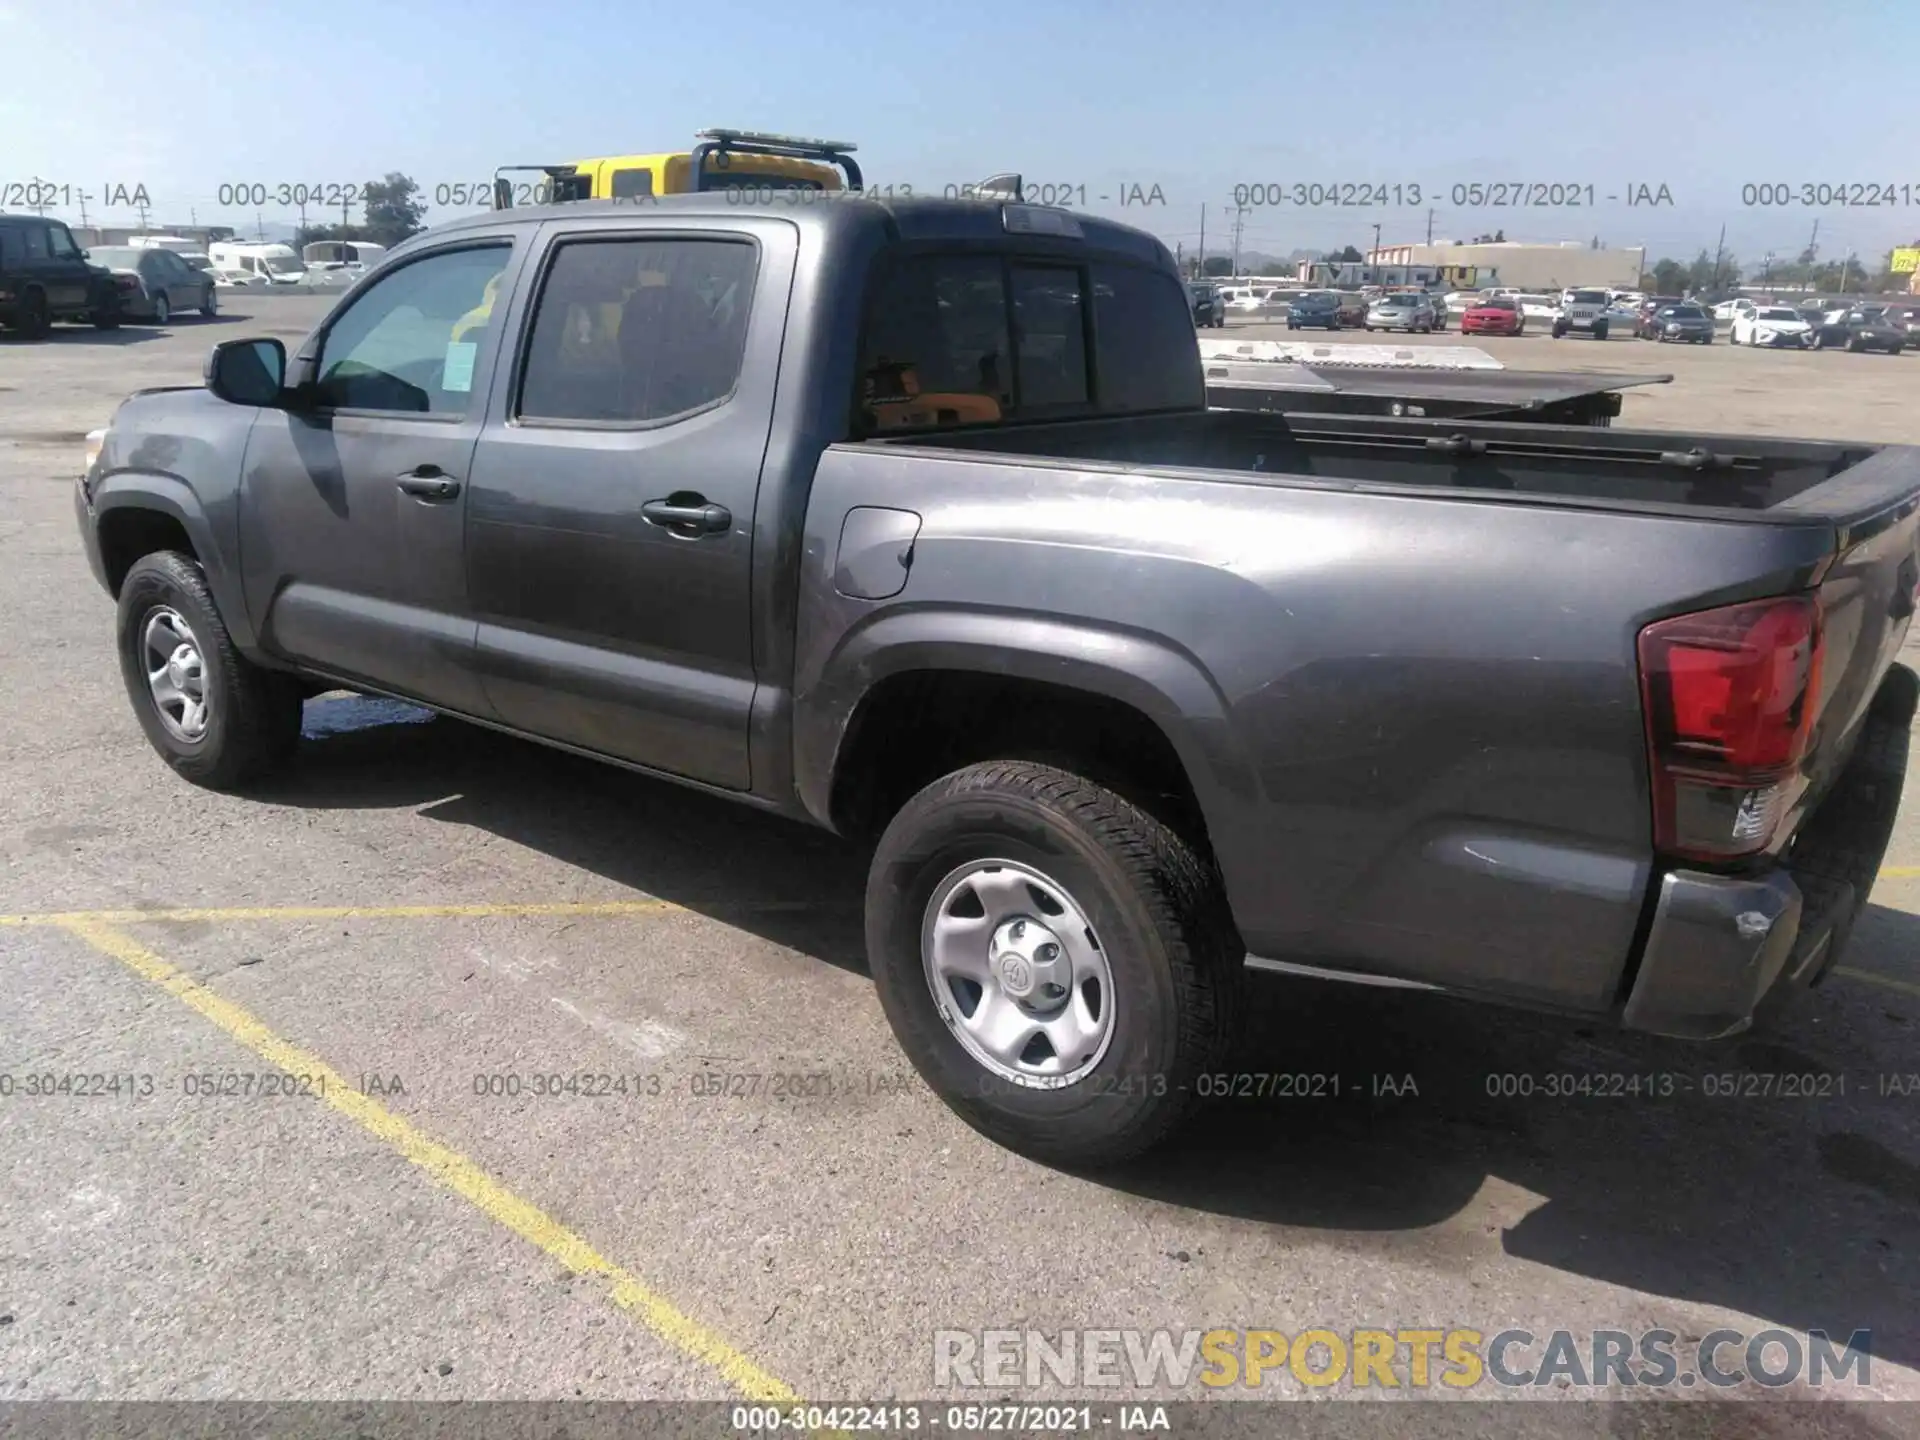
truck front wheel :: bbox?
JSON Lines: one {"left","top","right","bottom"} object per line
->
{"left": 865, "top": 761, "right": 1242, "bottom": 1166}
{"left": 115, "top": 551, "right": 303, "bottom": 790}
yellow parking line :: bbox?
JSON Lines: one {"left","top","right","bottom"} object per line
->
{"left": 1880, "top": 866, "right": 1920, "bottom": 879}
{"left": 0, "top": 900, "right": 706, "bottom": 926}
{"left": 54, "top": 916, "right": 801, "bottom": 1404}
{"left": 1835, "top": 967, "right": 1920, "bottom": 1001}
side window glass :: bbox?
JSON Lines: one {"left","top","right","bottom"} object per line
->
{"left": 46, "top": 225, "right": 80, "bottom": 259}
{"left": 517, "top": 236, "right": 757, "bottom": 424}
{"left": 856, "top": 255, "right": 1010, "bottom": 433}
{"left": 21, "top": 225, "right": 50, "bottom": 260}
{"left": 1009, "top": 265, "right": 1089, "bottom": 410}
{"left": 610, "top": 168, "right": 655, "bottom": 200}
{"left": 315, "top": 244, "right": 511, "bottom": 414}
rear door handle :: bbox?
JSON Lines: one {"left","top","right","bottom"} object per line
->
{"left": 397, "top": 467, "right": 461, "bottom": 500}
{"left": 641, "top": 498, "right": 732, "bottom": 535}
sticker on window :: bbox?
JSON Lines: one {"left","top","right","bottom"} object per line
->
{"left": 442, "top": 341, "right": 478, "bottom": 393}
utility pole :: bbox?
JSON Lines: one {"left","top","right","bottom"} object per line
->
{"left": 1425, "top": 209, "right": 1434, "bottom": 244}
{"left": 255, "top": 210, "right": 265, "bottom": 241}
{"left": 1197, "top": 204, "right": 1206, "bottom": 276}
{"left": 77, "top": 191, "right": 91, "bottom": 229}
{"left": 135, "top": 196, "right": 150, "bottom": 231}
{"left": 1230, "top": 205, "right": 1246, "bottom": 279}
{"left": 1710, "top": 222, "right": 1726, "bottom": 293}
{"left": 1175, "top": 241, "right": 1184, "bottom": 277}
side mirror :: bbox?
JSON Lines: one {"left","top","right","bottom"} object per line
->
{"left": 205, "top": 337, "right": 287, "bottom": 408}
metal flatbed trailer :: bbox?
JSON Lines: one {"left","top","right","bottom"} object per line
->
{"left": 1203, "top": 360, "right": 1675, "bottom": 428}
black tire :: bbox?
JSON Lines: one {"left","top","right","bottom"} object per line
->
{"left": 14, "top": 288, "right": 51, "bottom": 340}
{"left": 92, "top": 293, "right": 123, "bottom": 330}
{"left": 866, "top": 761, "right": 1243, "bottom": 1167}
{"left": 151, "top": 292, "right": 171, "bottom": 325}
{"left": 1592, "top": 322, "right": 1608, "bottom": 341}
{"left": 115, "top": 551, "right": 303, "bottom": 790}
{"left": 199, "top": 286, "right": 218, "bottom": 318}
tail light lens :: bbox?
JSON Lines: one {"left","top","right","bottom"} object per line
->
{"left": 114, "top": 274, "right": 140, "bottom": 293}
{"left": 1638, "top": 594, "right": 1824, "bottom": 863}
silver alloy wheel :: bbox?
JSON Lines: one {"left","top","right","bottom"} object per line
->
{"left": 920, "top": 859, "right": 1117, "bottom": 1088}
{"left": 141, "top": 606, "right": 210, "bottom": 742}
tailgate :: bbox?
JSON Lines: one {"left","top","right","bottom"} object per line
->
{"left": 1798, "top": 477, "right": 1920, "bottom": 812}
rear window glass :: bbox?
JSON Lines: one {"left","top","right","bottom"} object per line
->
{"left": 854, "top": 253, "right": 1200, "bottom": 434}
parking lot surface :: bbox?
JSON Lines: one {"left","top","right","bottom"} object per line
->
{"left": 3, "top": 299, "right": 1919, "bottom": 1424}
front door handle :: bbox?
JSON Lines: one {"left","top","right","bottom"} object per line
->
{"left": 641, "top": 497, "right": 731, "bottom": 535}
{"left": 397, "top": 467, "right": 461, "bottom": 501}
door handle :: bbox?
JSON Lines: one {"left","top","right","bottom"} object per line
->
{"left": 641, "top": 497, "right": 731, "bottom": 535}
{"left": 397, "top": 468, "right": 461, "bottom": 500}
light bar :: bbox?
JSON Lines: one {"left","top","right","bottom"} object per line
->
{"left": 1003, "top": 205, "right": 1083, "bottom": 238}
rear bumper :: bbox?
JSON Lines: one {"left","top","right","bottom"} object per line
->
{"left": 1622, "top": 664, "right": 1916, "bottom": 1039}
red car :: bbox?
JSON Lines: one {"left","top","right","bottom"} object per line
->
{"left": 1460, "top": 295, "right": 1525, "bottom": 336}
{"left": 1333, "top": 291, "right": 1369, "bottom": 328}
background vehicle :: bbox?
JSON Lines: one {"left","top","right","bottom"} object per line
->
{"left": 207, "top": 241, "right": 308, "bottom": 285}
{"left": 1188, "top": 280, "right": 1225, "bottom": 327}
{"left": 83, "top": 245, "right": 219, "bottom": 323}
{"left": 210, "top": 266, "right": 257, "bottom": 289}
{"left": 1807, "top": 306, "right": 1907, "bottom": 353}
{"left": 1730, "top": 305, "right": 1812, "bottom": 348}
{"left": 493, "top": 127, "right": 860, "bottom": 208}
{"left": 1226, "top": 288, "right": 1273, "bottom": 313}
{"left": 129, "top": 234, "right": 206, "bottom": 256}
{"left": 301, "top": 239, "right": 387, "bottom": 279}
{"left": 1516, "top": 293, "right": 1560, "bottom": 325}
{"left": 75, "top": 191, "right": 1918, "bottom": 1166}
{"left": 1285, "top": 290, "right": 1342, "bottom": 329}
{"left": 1646, "top": 302, "right": 1714, "bottom": 343}
{"left": 1332, "top": 290, "right": 1368, "bottom": 326}
{"left": 0, "top": 213, "right": 120, "bottom": 337}
{"left": 1425, "top": 290, "right": 1448, "bottom": 330}
{"left": 1886, "top": 302, "right": 1920, "bottom": 344}
{"left": 1712, "top": 298, "right": 1754, "bottom": 324}
{"left": 1460, "top": 294, "right": 1525, "bottom": 335}
{"left": 1552, "top": 288, "right": 1611, "bottom": 340}
{"left": 1364, "top": 293, "right": 1437, "bottom": 332}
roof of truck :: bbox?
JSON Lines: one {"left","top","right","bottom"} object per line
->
{"left": 412, "top": 193, "right": 1175, "bottom": 267}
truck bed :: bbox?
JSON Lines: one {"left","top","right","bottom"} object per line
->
{"left": 867, "top": 410, "right": 1913, "bottom": 522}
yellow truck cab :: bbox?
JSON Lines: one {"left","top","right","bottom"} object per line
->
{"left": 492, "top": 128, "right": 861, "bottom": 209}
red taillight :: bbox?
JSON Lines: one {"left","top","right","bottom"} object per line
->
{"left": 114, "top": 274, "right": 140, "bottom": 293}
{"left": 1638, "top": 594, "right": 1824, "bottom": 863}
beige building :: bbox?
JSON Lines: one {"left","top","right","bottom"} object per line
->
{"left": 1370, "top": 240, "right": 1648, "bottom": 292}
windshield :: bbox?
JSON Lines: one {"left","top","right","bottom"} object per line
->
{"left": 1475, "top": 297, "right": 1517, "bottom": 310}
{"left": 1294, "top": 292, "right": 1336, "bottom": 306}
{"left": 1569, "top": 291, "right": 1607, "bottom": 304}
{"left": 265, "top": 252, "right": 307, "bottom": 275}
{"left": 1667, "top": 305, "right": 1706, "bottom": 318}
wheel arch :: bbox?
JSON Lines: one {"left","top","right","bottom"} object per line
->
{"left": 800, "top": 610, "right": 1255, "bottom": 861}
{"left": 93, "top": 481, "right": 258, "bottom": 651}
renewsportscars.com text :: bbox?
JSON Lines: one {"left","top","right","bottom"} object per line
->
{"left": 933, "top": 1327, "right": 1873, "bottom": 1393}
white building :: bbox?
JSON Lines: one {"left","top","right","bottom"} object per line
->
{"left": 1368, "top": 240, "right": 1648, "bottom": 292}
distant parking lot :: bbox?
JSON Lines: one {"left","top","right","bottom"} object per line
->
{"left": 3, "top": 295, "right": 1919, "bottom": 1421}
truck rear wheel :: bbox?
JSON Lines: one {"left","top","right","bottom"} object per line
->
{"left": 115, "top": 551, "right": 303, "bottom": 790}
{"left": 865, "top": 761, "right": 1242, "bottom": 1167}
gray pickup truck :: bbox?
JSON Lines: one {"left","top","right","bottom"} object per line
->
{"left": 76, "top": 194, "right": 1918, "bottom": 1165}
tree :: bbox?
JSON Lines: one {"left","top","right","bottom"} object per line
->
{"left": 1647, "top": 258, "right": 1689, "bottom": 295}
{"left": 1202, "top": 255, "right": 1234, "bottom": 277}
{"left": 361, "top": 172, "right": 428, "bottom": 248}
{"left": 1332, "top": 244, "right": 1364, "bottom": 263}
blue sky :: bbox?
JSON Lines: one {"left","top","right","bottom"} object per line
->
{"left": 4, "top": 0, "right": 1916, "bottom": 265}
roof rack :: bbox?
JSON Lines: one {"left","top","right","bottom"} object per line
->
{"left": 689, "top": 128, "right": 863, "bottom": 192}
